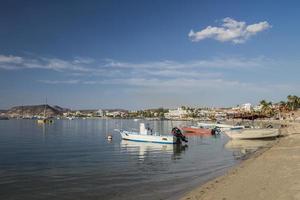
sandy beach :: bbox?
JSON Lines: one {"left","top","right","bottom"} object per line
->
{"left": 181, "top": 122, "right": 300, "bottom": 200}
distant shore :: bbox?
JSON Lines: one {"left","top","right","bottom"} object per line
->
{"left": 180, "top": 121, "right": 300, "bottom": 200}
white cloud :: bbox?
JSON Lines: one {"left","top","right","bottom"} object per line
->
{"left": 0, "top": 54, "right": 269, "bottom": 74}
{"left": 38, "top": 79, "right": 80, "bottom": 84}
{"left": 189, "top": 17, "right": 271, "bottom": 44}
{"left": 73, "top": 57, "right": 95, "bottom": 64}
{"left": 0, "top": 55, "right": 98, "bottom": 72}
{"left": 0, "top": 55, "right": 23, "bottom": 63}
{"left": 0, "top": 53, "right": 277, "bottom": 98}
{"left": 103, "top": 57, "right": 268, "bottom": 70}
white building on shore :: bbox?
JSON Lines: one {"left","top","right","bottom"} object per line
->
{"left": 96, "top": 109, "right": 104, "bottom": 117}
{"left": 240, "top": 103, "right": 252, "bottom": 112}
{"left": 232, "top": 103, "right": 253, "bottom": 112}
{"left": 165, "top": 107, "right": 188, "bottom": 119}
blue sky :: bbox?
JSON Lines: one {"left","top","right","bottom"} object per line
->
{"left": 0, "top": 0, "right": 300, "bottom": 109}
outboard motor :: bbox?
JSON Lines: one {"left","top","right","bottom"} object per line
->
{"left": 212, "top": 127, "right": 221, "bottom": 135}
{"left": 266, "top": 124, "right": 273, "bottom": 128}
{"left": 172, "top": 127, "right": 188, "bottom": 143}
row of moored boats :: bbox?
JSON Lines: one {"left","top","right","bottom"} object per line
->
{"left": 115, "top": 122, "right": 280, "bottom": 144}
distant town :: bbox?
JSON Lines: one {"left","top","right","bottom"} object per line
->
{"left": 1, "top": 95, "right": 299, "bottom": 121}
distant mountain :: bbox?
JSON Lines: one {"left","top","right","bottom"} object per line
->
{"left": 53, "top": 105, "right": 71, "bottom": 113}
{"left": 7, "top": 105, "right": 62, "bottom": 117}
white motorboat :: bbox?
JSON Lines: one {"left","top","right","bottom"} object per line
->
{"left": 197, "top": 122, "right": 244, "bottom": 131}
{"left": 224, "top": 128, "right": 280, "bottom": 140}
{"left": 115, "top": 123, "right": 187, "bottom": 144}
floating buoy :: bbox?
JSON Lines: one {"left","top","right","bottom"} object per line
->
{"left": 107, "top": 135, "right": 113, "bottom": 140}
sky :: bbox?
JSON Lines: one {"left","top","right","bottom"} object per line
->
{"left": 0, "top": 0, "right": 300, "bottom": 109}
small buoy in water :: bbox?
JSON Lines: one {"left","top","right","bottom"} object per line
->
{"left": 107, "top": 135, "right": 113, "bottom": 140}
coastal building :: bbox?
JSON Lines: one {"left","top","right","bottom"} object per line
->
{"left": 232, "top": 103, "right": 253, "bottom": 112}
{"left": 215, "top": 112, "right": 227, "bottom": 120}
{"left": 253, "top": 105, "right": 263, "bottom": 112}
{"left": 240, "top": 103, "right": 252, "bottom": 112}
{"left": 165, "top": 107, "right": 188, "bottom": 119}
{"left": 96, "top": 109, "right": 104, "bottom": 117}
{"left": 105, "top": 110, "right": 128, "bottom": 118}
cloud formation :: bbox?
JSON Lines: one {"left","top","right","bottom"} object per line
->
{"left": 38, "top": 79, "right": 80, "bottom": 84}
{"left": 189, "top": 17, "right": 271, "bottom": 44}
{"left": 1, "top": 53, "right": 298, "bottom": 108}
{"left": 0, "top": 54, "right": 268, "bottom": 76}
{"left": 0, "top": 55, "right": 95, "bottom": 72}
{"left": 1, "top": 53, "right": 279, "bottom": 101}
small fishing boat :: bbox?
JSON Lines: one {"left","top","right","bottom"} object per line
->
{"left": 66, "top": 116, "right": 75, "bottom": 120}
{"left": 37, "top": 118, "right": 54, "bottom": 124}
{"left": 37, "top": 101, "right": 54, "bottom": 124}
{"left": 36, "top": 98, "right": 54, "bottom": 124}
{"left": 115, "top": 123, "right": 187, "bottom": 144}
{"left": 224, "top": 128, "right": 280, "bottom": 140}
{"left": 181, "top": 126, "right": 217, "bottom": 136}
{"left": 197, "top": 122, "right": 244, "bottom": 131}
{"left": 0, "top": 116, "right": 9, "bottom": 120}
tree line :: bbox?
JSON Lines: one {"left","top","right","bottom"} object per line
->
{"left": 259, "top": 95, "right": 300, "bottom": 116}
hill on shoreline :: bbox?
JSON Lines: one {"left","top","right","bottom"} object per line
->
{"left": 6, "top": 105, "right": 65, "bottom": 117}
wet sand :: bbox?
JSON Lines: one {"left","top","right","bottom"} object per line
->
{"left": 181, "top": 122, "right": 300, "bottom": 200}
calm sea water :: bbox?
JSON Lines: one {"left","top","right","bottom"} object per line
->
{"left": 0, "top": 119, "right": 272, "bottom": 200}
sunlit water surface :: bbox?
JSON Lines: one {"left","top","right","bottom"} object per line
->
{"left": 0, "top": 119, "right": 274, "bottom": 200}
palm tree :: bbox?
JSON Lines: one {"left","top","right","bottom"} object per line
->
{"left": 279, "top": 101, "right": 288, "bottom": 112}
{"left": 259, "top": 100, "right": 274, "bottom": 116}
{"left": 287, "top": 95, "right": 299, "bottom": 111}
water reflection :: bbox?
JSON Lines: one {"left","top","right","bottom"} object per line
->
{"left": 172, "top": 143, "right": 188, "bottom": 160}
{"left": 225, "top": 139, "right": 276, "bottom": 159}
{"left": 0, "top": 119, "right": 242, "bottom": 200}
{"left": 121, "top": 140, "right": 188, "bottom": 160}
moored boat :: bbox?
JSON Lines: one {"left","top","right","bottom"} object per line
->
{"left": 36, "top": 98, "right": 54, "bottom": 124}
{"left": 0, "top": 116, "right": 9, "bottom": 120}
{"left": 181, "top": 126, "right": 215, "bottom": 136}
{"left": 197, "top": 122, "right": 244, "bottom": 131}
{"left": 224, "top": 128, "right": 280, "bottom": 140}
{"left": 37, "top": 118, "right": 54, "bottom": 124}
{"left": 115, "top": 123, "right": 187, "bottom": 144}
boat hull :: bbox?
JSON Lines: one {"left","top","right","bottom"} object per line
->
{"left": 197, "top": 122, "right": 244, "bottom": 131}
{"left": 37, "top": 119, "right": 54, "bottom": 124}
{"left": 120, "top": 131, "right": 177, "bottom": 144}
{"left": 225, "top": 128, "right": 279, "bottom": 140}
{"left": 181, "top": 126, "right": 212, "bottom": 136}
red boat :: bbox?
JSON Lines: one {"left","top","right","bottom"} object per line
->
{"left": 181, "top": 126, "right": 214, "bottom": 136}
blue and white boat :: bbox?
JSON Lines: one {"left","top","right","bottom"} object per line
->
{"left": 115, "top": 123, "right": 187, "bottom": 144}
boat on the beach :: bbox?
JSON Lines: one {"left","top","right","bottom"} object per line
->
{"left": 115, "top": 123, "right": 188, "bottom": 144}
{"left": 224, "top": 128, "right": 280, "bottom": 140}
{"left": 197, "top": 122, "right": 244, "bottom": 131}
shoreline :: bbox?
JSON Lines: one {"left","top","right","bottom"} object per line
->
{"left": 180, "top": 121, "right": 300, "bottom": 200}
